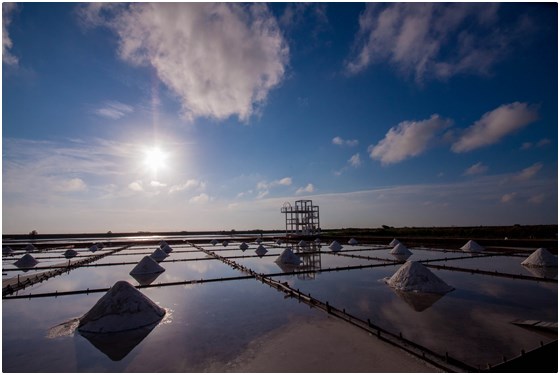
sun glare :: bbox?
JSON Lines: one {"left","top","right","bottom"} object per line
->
{"left": 144, "top": 147, "right": 167, "bottom": 172}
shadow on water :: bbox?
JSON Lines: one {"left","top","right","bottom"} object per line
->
{"left": 392, "top": 288, "right": 446, "bottom": 312}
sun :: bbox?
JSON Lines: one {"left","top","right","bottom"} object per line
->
{"left": 144, "top": 147, "right": 167, "bottom": 173}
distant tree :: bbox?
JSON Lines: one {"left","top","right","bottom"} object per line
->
{"left": 29, "top": 230, "right": 38, "bottom": 236}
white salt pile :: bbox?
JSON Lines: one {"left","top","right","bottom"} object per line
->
{"left": 389, "top": 239, "right": 401, "bottom": 247}
{"left": 161, "top": 244, "right": 173, "bottom": 254}
{"left": 275, "top": 248, "right": 301, "bottom": 265}
{"left": 159, "top": 240, "right": 168, "bottom": 248}
{"left": 3, "top": 246, "right": 13, "bottom": 254}
{"left": 255, "top": 244, "right": 268, "bottom": 257}
{"left": 390, "top": 243, "right": 412, "bottom": 256}
{"left": 26, "top": 244, "right": 37, "bottom": 252}
{"left": 210, "top": 239, "right": 218, "bottom": 246}
{"left": 385, "top": 261, "right": 453, "bottom": 294}
{"left": 256, "top": 238, "right": 263, "bottom": 244}
{"left": 96, "top": 242, "right": 105, "bottom": 249}
{"left": 314, "top": 238, "right": 321, "bottom": 244}
{"left": 521, "top": 248, "right": 558, "bottom": 267}
{"left": 276, "top": 239, "right": 283, "bottom": 245}
{"left": 348, "top": 238, "right": 359, "bottom": 245}
{"left": 460, "top": 240, "right": 484, "bottom": 253}
{"left": 329, "top": 240, "right": 343, "bottom": 252}
{"left": 150, "top": 248, "right": 169, "bottom": 262}
{"left": 89, "top": 244, "right": 99, "bottom": 252}
{"left": 239, "top": 242, "right": 249, "bottom": 251}
{"left": 222, "top": 240, "right": 229, "bottom": 247}
{"left": 130, "top": 256, "right": 165, "bottom": 276}
{"left": 64, "top": 249, "right": 78, "bottom": 258}
{"left": 78, "top": 280, "right": 165, "bottom": 333}
{"left": 14, "top": 253, "right": 38, "bottom": 268}
{"left": 298, "top": 240, "right": 308, "bottom": 247}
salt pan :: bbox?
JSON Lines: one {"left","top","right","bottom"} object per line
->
{"left": 78, "top": 280, "right": 165, "bottom": 333}
{"left": 298, "top": 240, "right": 308, "bottom": 247}
{"left": 276, "top": 239, "right": 283, "bottom": 245}
{"left": 389, "top": 239, "right": 401, "bottom": 247}
{"left": 275, "top": 248, "right": 301, "bottom": 265}
{"left": 26, "top": 244, "right": 37, "bottom": 252}
{"left": 314, "top": 238, "right": 321, "bottom": 244}
{"left": 460, "top": 240, "right": 484, "bottom": 253}
{"left": 521, "top": 248, "right": 557, "bottom": 267}
{"left": 329, "top": 240, "right": 343, "bottom": 252}
{"left": 130, "top": 256, "right": 165, "bottom": 275}
{"left": 385, "top": 261, "right": 453, "bottom": 294}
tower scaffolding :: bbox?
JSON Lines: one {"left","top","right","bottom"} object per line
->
{"left": 281, "top": 200, "right": 320, "bottom": 236}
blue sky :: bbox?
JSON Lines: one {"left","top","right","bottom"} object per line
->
{"left": 2, "top": 2, "right": 558, "bottom": 234}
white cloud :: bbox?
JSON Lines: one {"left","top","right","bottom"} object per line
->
{"left": 94, "top": 101, "right": 133, "bottom": 119}
{"left": 463, "top": 162, "right": 488, "bottom": 176}
{"left": 528, "top": 193, "right": 545, "bottom": 204}
{"left": 500, "top": 192, "right": 516, "bottom": 203}
{"left": 349, "top": 153, "right": 362, "bottom": 167}
{"left": 514, "top": 162, "right": 543, "bottom": 181}
{"left": 150, "top": 180, "right": 167, "bottom": 188}
{"left": 346, "top": 3, "right": 524, "bottom": 82}
{"left": 256, "top": 190, "right": 269, "bottom": 199}
{"left": 520, "top": 142, "right": 533, "bottom": 150}
{"left": 451, "top": 102, "right": 539, "bottom": 153}
{"left": 537, "top": 138, "right": 551, "bottom": 147}
{"left": 2, "top": 3, "right": 18, "bottom": 65}
{"left": 256, "top": 177, "right": 292, "bottom": 191}
{"left": 79, "top": 3, "right": 288, "bottom": 121}
{"left": 169, "top": 179, "right": 206, "bottom": 193}
{"left": 332, "top": 136, "right": 359, "bottom": 147}
{"left": 128, "top": 181, "right": 144, "bottom": 191}
{"left": 56, "top": 178, "right": 87, "bottom": 192}
{"left": 296, "top": 183, "right": 315, "bottom": 195}
{"left": 369, "top": 114, "right": 451, "bottom": 164}
{"left": 189, "top": 193, "right": 210, "bottom": 204}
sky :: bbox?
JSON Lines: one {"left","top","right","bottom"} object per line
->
{"left": 2, "top": 2, "right": 558, "bottom": 234}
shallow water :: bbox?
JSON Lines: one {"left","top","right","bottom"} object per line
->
{"left": 2, "top": 237, "right": 557, "bottom": 371}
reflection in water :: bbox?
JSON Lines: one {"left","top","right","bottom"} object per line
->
{"left": 79, "top": 321, "right": 159, "bottom": 361}
{"left": 522, "top": 265, "right": 558, "bottom": 279}
{"left": 292, "top": 243, "right": 322, "bottom": 280}
{"left": 392, "top": 289, "right": 444, "bottom": 312}
{"left": 392, "top": 253, "right": 411, "bottom": 262}
{"left": 131, "top": 272, "right": 162, "bottom": 286}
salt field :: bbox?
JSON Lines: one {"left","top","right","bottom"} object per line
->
{"left": 2, "top": 234, "right": 557, "bottom": 372}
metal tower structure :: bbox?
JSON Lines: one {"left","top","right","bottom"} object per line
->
{"left": 281, "top": 200, "right": 320, "bottom": 235}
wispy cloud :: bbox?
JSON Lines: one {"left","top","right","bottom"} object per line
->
{"left": 2, "top": 3, "right": 19, "bottom": 65}
{"left": 521, "top": 138, "right": 551, "bottom": 150}
{"left": 500, "top": 192, "right": 516, "bottom": 203}
{"left": 346, "top": 3, "right": 528, "bottom": 82}
{"left": 332, "top": 136, "right": 359, "bottom": 147}
{"left": 349, "top": 153, "right": 362, "bottom": 167}
{"left": 169, "top": 179, "right": 206, "bottom": 193}
{"left": 189, "top": 193, "right": 210, "bottom": 204}
{"left": 150, "top": 180, "right": 167, "bottom": 188}
{"left": 55, "top": 178, "right": 88, "bottom": 192}
{"left": 94, "top": 101, "right": 134, "bottom": 119}
{"left": 369, "top": 114, "right": 451, "bottom": 164}
{"left": 78, "top": 3, "right": 288, "bottom": 121}
{"left": 514, "top": 162, "right": 543, "bottom": 181}
{"left": 528, "top": 193, "right": 545, "bottom": 204}
{"left": 463, "top": 162, "right": 488, "bottom": 176}
{"left": 296, "top": 183, "right": 315, "bottom": 195}
{"left": 452, "top": 102, "right": 538, "bottom": 153}
{"left": 255, "top": 177, "right": 292, "bottom": 198}
{"left": 128, "top": 181, "right": 143, "bottom": 191}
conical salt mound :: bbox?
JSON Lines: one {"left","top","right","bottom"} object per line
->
{"left": 385, "top": 261, "right": 453, "bottom": 294}
{"left": 276, "top": 239, "right": 283, "bottom": 245}
{"left": 275, "top": 248, "right": 301, "bottom": 265}
{"left": 3, "top": 246, "right": 13, "bottom": 254}
{"left": 521, "top": 248, "right": 558, "bottom": 267}
{"left": 159, "top": 240, "right": 168, "bottom": 248}
{"left": 78, "top": 280, "right": 165, "bottom": 333}
{"left": 255, "top": 238, "right": 263, "bottom": 244}
{"left": 89, "top": 244, "right": 99, "bottom": 252}
{"left": 210, "top": 239, "right": 218, "bottom": 246}
{"left": 255, "top": 244, "right": 268, "bottom": 257}
{"left": 130, "top": 256, "right": 165, "bottom": 276}
{"left": 96, "top": 242, "right": 105, "bottom": 249}
{"left": 14, "top": 253, "right": 38, "bottom": 268}
{"left": 150, "top": 248, "right": 169, "bottom": 262}
{"left": 390, "top": 243, "right": 412, "bottom": 256}
{"left": 460, "top": 240, "right": 484, "bottom": 252}
{"left": 298, "top": 240, "right": 308, "bottom": 247}
{"left": 222, "top": 240, "right": 229, "bottom": 247}
{"left": 329, "top": 240, "right": 343, "bottom": 252}
{"left": 64, "top": 249, "right": 78, "bottom": 258}
{"left": 26, "top": 244, "right": 37, "bottom": 252}
{"left": 239, "top": 242, "right": 249, "bottom": 251}
{"left": 314, "top": 238, "right": 321, "bottom": 244}
{"left": 348, "top": 238, "right": 359, "bottom": 245}
{"left": 389, "top": 239, "right": 400, "bottom": 247}
{"left": 161, "top": 244, "right": 173, "bottom": 254}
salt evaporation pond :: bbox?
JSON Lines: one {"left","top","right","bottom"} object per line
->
{"left": 2, "top": 234, "right": 557, "bottom": 371}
